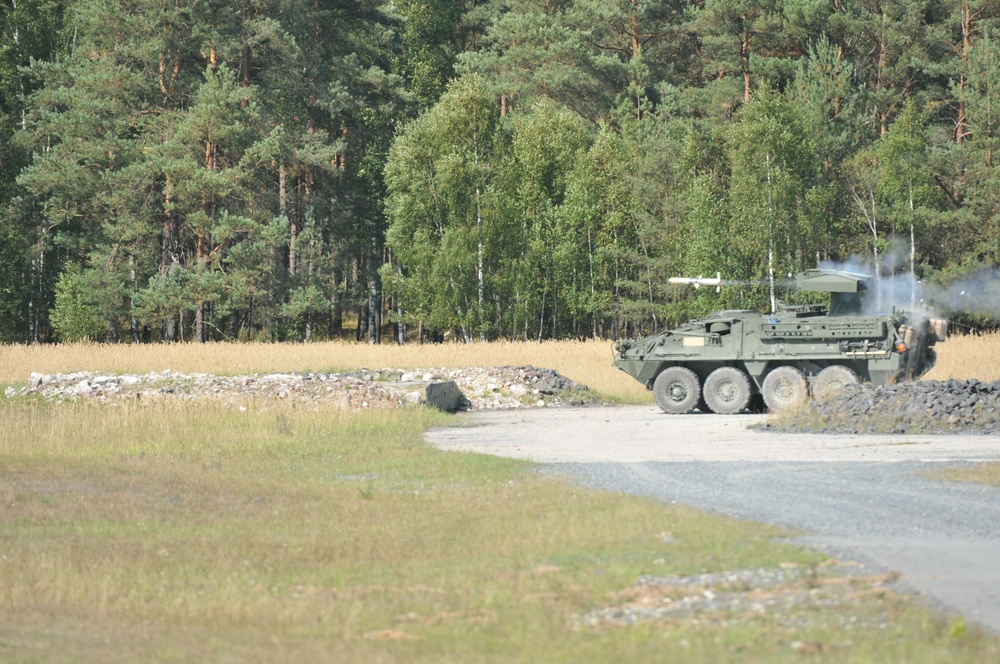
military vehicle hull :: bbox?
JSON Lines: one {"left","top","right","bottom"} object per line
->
{"left": 613, "top": 270, "right": 947, "bottom": 414}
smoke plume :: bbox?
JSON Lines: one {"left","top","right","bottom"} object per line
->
{"left": 819, "top": 258, "right": 1000, "bottom": 324}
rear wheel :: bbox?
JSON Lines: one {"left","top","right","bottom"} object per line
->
{"left": 761, "top": 366, "right": 809, "bottom": 412}
{"left": 812, "top": 365, "right": 859, "bottom": 402}
{"left": 652, "top": 366, "right": 700, "bottom": 414}
{"left": 702, "top": 367, "right": 752, "bottom": 414}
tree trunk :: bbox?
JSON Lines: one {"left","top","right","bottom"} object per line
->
{"left": 476, "top": 187, "right": 485, "bottom": 342}
{"left": 740, "top": 18, "right": 752, "bottom": 102}
{"left": 396, "top": 261, "right": 406, "bottom": 345}
{"left": 877, "top": 10, "right": 889, "bottom": 136}
{"left": 240, "top": 1, "right": 253, "bottom": 105}
{"left": 196, "top": 139, "right": 216, "bottom": 343}
{"left": 910, "top": 223, "right": 916, "bottom": 311}
{"left": 195, "top": 306, "right": 206, "bottom": 342}
{"left": 330, "top": 264, "right": 343, "bottom": 337}
{"left": 264, "top": 164, "right": 287, "bottom": 339}
{"left": 130, "top": 256, "right": 139, "bottom": 342}
{"left": 161, "top": 179, "right": 180, "bottom": 342}
{"left": 289, "top": 207, "right": 299, "bottom": 277}
{"left": 957, "top": 0, "right": 973, "bottom": 144}
{"left": 28, "top": 233, "right": 44, "bottom": 344}
{"left": 368, "top": 237, "right": 380, "bottom": 344}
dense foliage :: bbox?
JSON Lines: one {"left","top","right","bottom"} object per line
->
{"left": 2, "top": 0, "right": 999, "bottom": 343}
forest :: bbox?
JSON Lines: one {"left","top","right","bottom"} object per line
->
{"left": 2, "top": 0, "right": 1000, "bottom": 344}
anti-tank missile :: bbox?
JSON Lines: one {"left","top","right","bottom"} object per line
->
{"left": 668, "top": 272, "right": 723, "bottom": 292}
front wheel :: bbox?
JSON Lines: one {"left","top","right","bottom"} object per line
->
{"left": 761, "top": 366, "right": 809, "bottom": 413}
{"left": 652, "top": 366, "right": 700, "bottom": 414}
{"left": 702, "top": 367, "right": 752, "bottom": 414}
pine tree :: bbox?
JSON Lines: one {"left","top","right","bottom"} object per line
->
{"left": 456, "top": 0, "right": 622, "bottom": 119}
{"left": 0, "top": 0, "right": 66, "bottom": 341}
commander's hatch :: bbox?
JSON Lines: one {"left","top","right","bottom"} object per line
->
{"left": 795, "top": 269, "right": 872, "bottom": 316}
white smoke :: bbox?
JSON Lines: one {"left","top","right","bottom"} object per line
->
{"left": 927, "top": 268, "right": 1000, "bottom": 320}
{"left": 818, "top": 257, "right": 1000, "bottom": 324}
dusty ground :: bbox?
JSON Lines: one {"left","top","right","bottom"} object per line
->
{"left": 427, "top": 406, "right": 1000, "bottom": 633}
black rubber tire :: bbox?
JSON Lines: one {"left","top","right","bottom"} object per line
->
{"left": 652, "top": 366, "right": 701, "bottom": 414}
{"left": 761, "top": 366, "right": 809, "bottom": 412}
{"left": 812, "top": 365, "right": 860, "bottom": 402}
{"left": 702, "top": 367, "right": 752, "bottom": 414}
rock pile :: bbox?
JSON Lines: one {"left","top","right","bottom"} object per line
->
{"left": 772, "top": 379, "right": 1000, "bottom": 435}
{"left": 4, "top": 365, "right": 602, "bottom": 412}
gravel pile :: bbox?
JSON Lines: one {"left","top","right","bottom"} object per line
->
{"left": 581, "top": 564, "right": 900, "bottom": 628}
{"left": 772, "top": 379, "right": 1000, "bottom": 435}
{"left": 3, "top": 365, "right": 601, "bottom": 412}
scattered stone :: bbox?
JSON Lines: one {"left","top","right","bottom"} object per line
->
{"left": 534, "top": 380, "right": 556, "bottom": 395}
{"left": 6, "top": 365, "right": 604, "bottom": 412}
{"left": 27, "top": 372, "right": 44, "bottom": 390}
{"left": 581, "top": 563, "right": 901, "bottom": 629}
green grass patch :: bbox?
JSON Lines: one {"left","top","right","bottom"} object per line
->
{"left": 925, "top": 461, "right": 1000, "bottom": 488}
{"left": 0, "top": 399, "right": 998, "bottom": 662}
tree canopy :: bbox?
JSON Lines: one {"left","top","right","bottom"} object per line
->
{"left": 2, "top": 0, "right": 1000, "bottom": 342}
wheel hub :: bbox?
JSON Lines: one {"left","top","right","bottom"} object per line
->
{"left": 667, "top": 383, "right": 689, "bottom": 402}
{"left": 715, "top": 381, "right": 739, "bottom": 404}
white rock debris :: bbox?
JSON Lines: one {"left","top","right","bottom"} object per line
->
{"left": 8, "top": 365, "right": 604, "bottom": 412}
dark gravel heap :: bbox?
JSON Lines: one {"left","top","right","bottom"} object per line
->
{"left": 771, "top": 379, "right": 1000, "bottom": 435}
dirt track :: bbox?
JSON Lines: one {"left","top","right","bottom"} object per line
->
{"left": 427, "top": 405, "right": 1000, "bottom": 632}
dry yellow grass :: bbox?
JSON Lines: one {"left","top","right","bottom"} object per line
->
{"left": 923, "top": 331, "right": 1000, "bottom": 381}
{"left": 0, "top": 339, "right": 651, "bottom": 402}
{"left": 1, "top": 330, "right": 997, "bottom": 404}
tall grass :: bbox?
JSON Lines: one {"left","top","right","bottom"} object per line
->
{"left": 923, "top": 331, "right": 1000, "bottom": 381}
{"left": 2, "top": 331, "right": 997, "bottom": 404}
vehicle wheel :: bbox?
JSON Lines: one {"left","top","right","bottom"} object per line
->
{"left": 761, "top": 366, "right": 809, "bottom": 412}
{"left": 812, "top": 365, "right": 859, "bottom": 402}
{"left": 652, "top": 366, "right": 700, "bottom": 414}
{"left": 702, "top": 367, "right": 752, "bottom": 414}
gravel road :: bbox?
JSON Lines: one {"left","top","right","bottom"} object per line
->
{"left": 426, "top": 405, "right": 1000, "bottom": 632}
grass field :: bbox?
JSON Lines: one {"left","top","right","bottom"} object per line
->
{"left": 1, "top": 336, "right": 1000, "bottom": 661}
{"left": 2, "top": 399, "right": 997, "bottom": 662}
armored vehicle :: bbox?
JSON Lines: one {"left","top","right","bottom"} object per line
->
{"left": 613, "top": 269, "right": 947, "bottom": 414}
